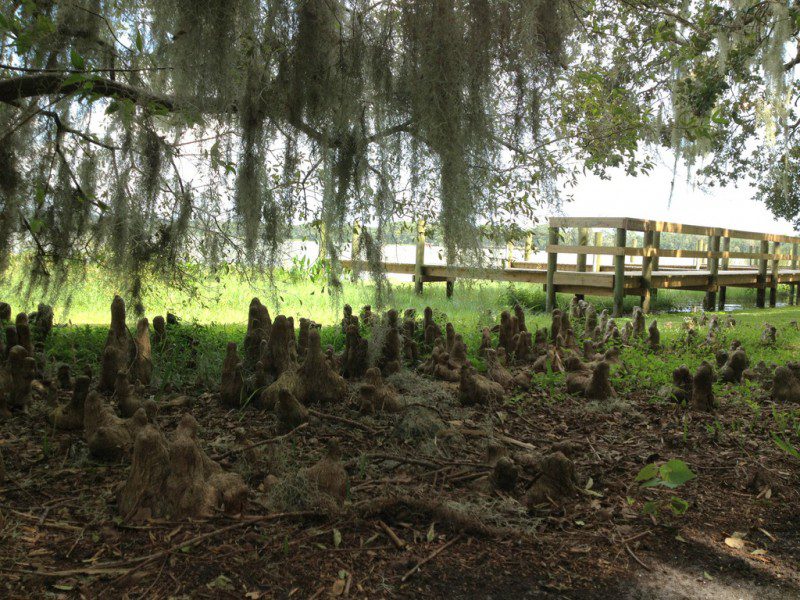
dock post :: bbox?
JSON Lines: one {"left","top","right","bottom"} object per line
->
{"left": 613, "top": 227, "right": 627, "bottom": 317}
{"left": 446, "top": 280, "right": 454, "bottom": 298}
{"left": 717, "top": 236, "right": 730, "bottom": 310}
{"left": 756, "top": 240, "right": 769, "bottom": 308}
{"left": 505, "top": 241, "right": 514, "bottom": 269}
{"left": 414, "top": 219, "right": 425, "bottom": 295}
{"left": 350, "top": 220, "right": 361, "bottom": 282}
{"left": 546, "top": 226, "right": 559, "bottom": 312}
{"left": 524, "top": 233, "right": 533, "bottom": 262}
{"left": 641, "top": 229, "right": 655, "bottom": 313}
{"left": 651, "top": 232, "right": 660, "bottom": 302}
{"left": 576, "top": 227, "right": 589, "bottom": 301}
{"left": 770, "top": 241, "right": 780, "bottom": 308}
{"left": 705, "top": 234, "right": 720, "bottom": 311}
{"left": 593, "top": 231, "right": 603, "bottom": 272}
{"left": 791, "top": 243, "right": 798, "bottom": 305}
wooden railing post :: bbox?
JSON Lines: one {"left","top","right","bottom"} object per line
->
{"left": 641, "top": 229, "right": 655, "bottom": 313}
{"left": 414, "top": 219, "right": 425, "bottom": 295}
{"left": 524, "top": 233, "right": 533, "bottom": 261}
{"left": 546, "top": 226, "right": 559, "bottom": 312}
{"left": 756, "top": 239, "right": 769, "bottom": 308}
{"left": 575, "top": 227, "right": 589, "bottom": 301}
{"left": 770, "top": 241, "right": 780, "bottom": 308}
{"left": 593, "top": 231, "right": 603, "bottom": 272}
{"left": 651, "top": 232, "right": 660, "bottom": 302}
{"left": 791, "top": 242, "right": 798, "bottom": 305}
{"left": 705, "top": 234, "right": 720, "bottom": 311}
{"left": 613, "top": 227, "right": 627, "bottom": 317}
{"left": 717, "top": 236, "right": 730, "bottom": 310}
{"left": 505, "top": 241, "right": 514, "bottom": 269}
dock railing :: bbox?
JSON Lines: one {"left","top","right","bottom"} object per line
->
{"left": 340, "top": 216, "right": 800, "bottom": 316}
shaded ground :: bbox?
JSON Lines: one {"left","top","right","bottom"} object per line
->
{"left": 2, "top": 305, "right": 800, "bottom": 598}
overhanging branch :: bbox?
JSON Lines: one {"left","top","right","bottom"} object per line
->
{"left": 0, "top": 73, "right": 173, "bottom": 109}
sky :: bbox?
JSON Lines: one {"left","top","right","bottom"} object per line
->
{"left": 565, "top": 157, "right": 797, "bottom": 236}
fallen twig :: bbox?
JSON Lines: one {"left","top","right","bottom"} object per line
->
{"left": 13, "top": 510, "right": 319, "bottom": 578}
{"left": 377, "top": 519, "right": 406, "bottom": 549}
{"left": 624, "top": 543, "right": 650, "bottom": 571}
{"left": 401, "top": 533, "right": 464, "bottom": 582}
{"left": 308, "top": 409, "right": 378, "bottom": 435}
{"left": 213, "top": 422, "right": 309, "bottom": 461}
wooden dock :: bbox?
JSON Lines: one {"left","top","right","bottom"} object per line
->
{"left": 342, "top": 216, "right": 800, "bottom": 316}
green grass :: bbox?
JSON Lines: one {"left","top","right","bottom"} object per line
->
{"left": 4, "top": 263, "right": 800, "bottom": 403}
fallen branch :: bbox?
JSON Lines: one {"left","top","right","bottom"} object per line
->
{"left": 212, "top": 422, "right": 309, "bottom": 461}
{"left": 458, "top": 428, "right": 537, "bottom": 451}
{"left": 309, "top": 409, "right": 378, "bottom": 435}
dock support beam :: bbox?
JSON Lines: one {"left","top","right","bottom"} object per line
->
{"left": 717, "top": 236, "right": 730, "bottom": 311}
{"left": 756, "top": 240, "right": 769, "bottom": 308}
{"left": 546, "top": 226, "right": 559, "bottom": 313}
{"left": 705, "top": 234, "right": 720, "bottom": 311}
{"left": 524, "top": 233, "right": 533, "bottom": 261}
{"left": 641, "top": 230, "right": 654, "bottom": 314}
{"left": 613, "top": 227, "right": 627, "bottom": 317}
{"left": 770, "top": 242, "right": 780, "bottom": 308}
{"left": 414, "top": 219, "right": 425, "bottom": 295}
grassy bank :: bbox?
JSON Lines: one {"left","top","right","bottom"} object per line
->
{"left": 1, "top": 262, "right": 787, "bottom": 326}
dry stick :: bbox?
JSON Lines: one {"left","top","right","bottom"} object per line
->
{"left": 624, "top": 543, "right": 651, "bottom": 571}
{"left": 308, "top": 409, "right": 378, "bottom": 435}
{"left": 377, "top": 520, "right": 406, "bottom": 549}
{"left": 213, "top": 422, "right": 308, "bottom": 461}
{"left": 6, "top": 508, "right": 83, "bottom": 532}
{"left": 401, "top": 534, "right": 464, "bottom": 582}
{"left": 458, "top": 428, "right": 537, "bottom": 451}
{"left": 364, "top": 452, "right": 442, "bottom": 470}
{"left": 16, "top": 510, "right": 319, "bottom": 578}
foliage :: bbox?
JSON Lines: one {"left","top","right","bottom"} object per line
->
{"left": 1, "top": 1, "right": 800, "bottom": 303}
{"left": 635, "top": 459, "right": 696, "bottom": 518}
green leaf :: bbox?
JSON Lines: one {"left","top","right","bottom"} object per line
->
{"left": 28, "top": 218, "right": 44, "bottom": 234}
{"left": 642, "top": 500, "right": 658, "bottom": 516}
{"left": 70, "top": 49, "right": 85, "bottom": 69}
{"left": 669, "top": 496, "right": 689, "bottom": 516}
{"left": 333, "top": 528, "right": 342, "bottom": 548}
{"left": 635, "top": 463, "right": 659, "bottom": 482}
{"left": 135, "top": 29, "right": 143, "bottom": 52}
{"left": 772, "top": 433, "right": 800, "bottom": 460}
{"left": 62, "top": 73, "right": 86, "bottom": 87}
{"left": 659, "top": 460, "right": 696, "bottom": 488}
{"left": 426, "top": 522, "right": 436, "bottom": 542}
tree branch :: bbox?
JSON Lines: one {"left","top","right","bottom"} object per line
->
{"left": 0, "top": 73, "right": 173, "bottom": 110}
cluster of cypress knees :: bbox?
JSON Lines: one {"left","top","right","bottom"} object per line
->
{"left": 1, "top": 295, "right": 798, "bottom": 520}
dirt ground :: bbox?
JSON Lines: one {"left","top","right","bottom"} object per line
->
{"left": 2, "top": 355, "right": 799, "bottom": 599}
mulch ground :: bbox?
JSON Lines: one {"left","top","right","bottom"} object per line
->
{"left": 1, "top": 364, "right": 799, "bottom": 599}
